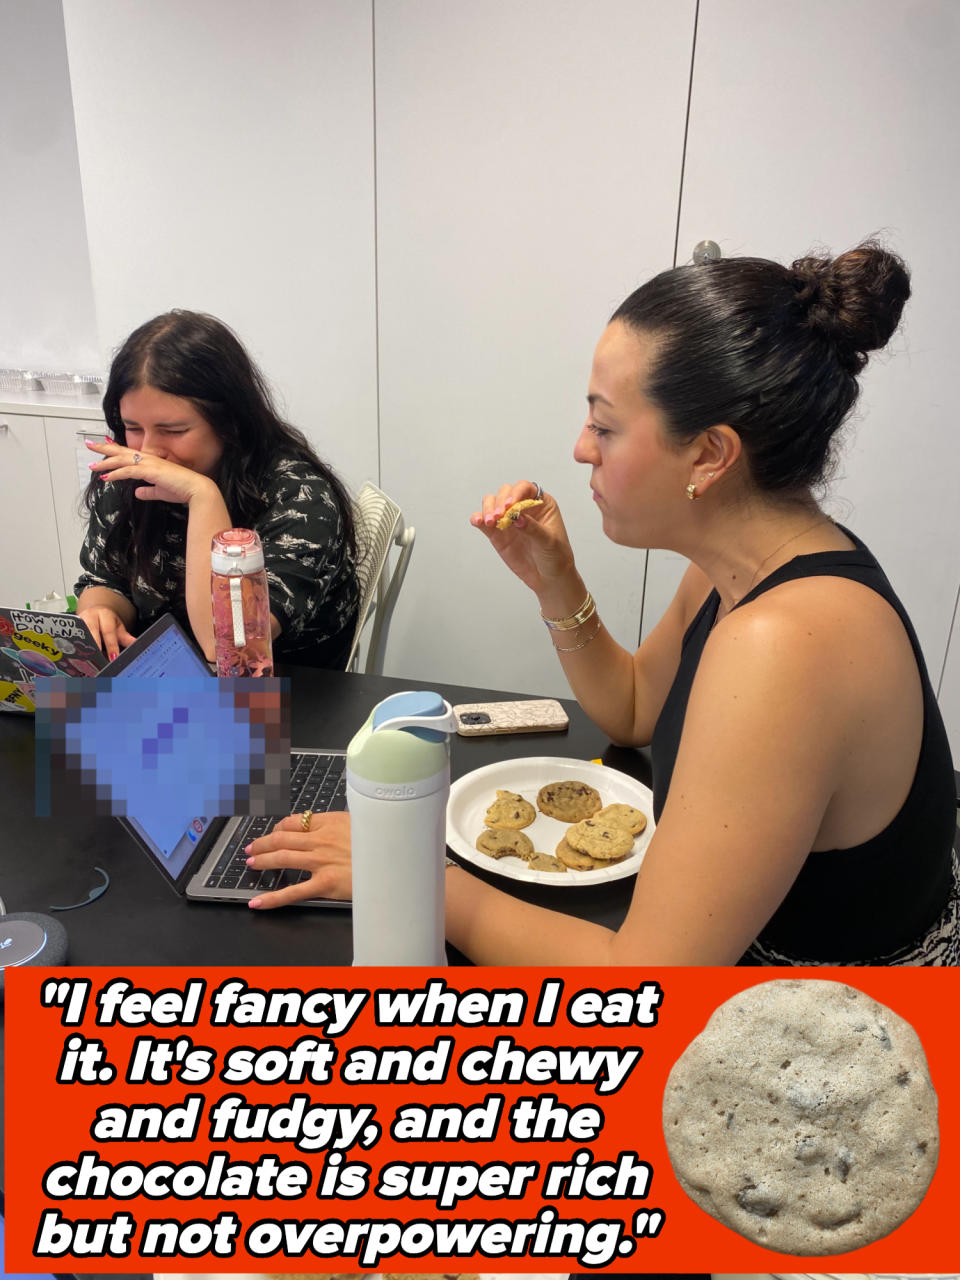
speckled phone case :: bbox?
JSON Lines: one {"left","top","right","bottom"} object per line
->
{"left": 453, "top": 698, "right": 568, "bottom": 736}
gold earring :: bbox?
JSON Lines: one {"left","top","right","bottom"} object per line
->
{"left": 686, "top": 482, "right": 698, "bottom": 501}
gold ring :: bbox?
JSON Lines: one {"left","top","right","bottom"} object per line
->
{"left": 301, "top": 810, "right": 313, "bottom": 831}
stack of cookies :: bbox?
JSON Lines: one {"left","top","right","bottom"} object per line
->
{"left": 474, "top": 780, "right": 647, "bottom": 874}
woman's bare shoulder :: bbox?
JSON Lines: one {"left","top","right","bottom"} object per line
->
{"left": 702, "top": 570, "right": 920, "bottom": 730}
{"left": 722, "top": 571, "right": 912, "bottom": 655}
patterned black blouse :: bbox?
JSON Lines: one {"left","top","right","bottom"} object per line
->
{"left": 75, "top": 456, "right": 359, "bottom": 669}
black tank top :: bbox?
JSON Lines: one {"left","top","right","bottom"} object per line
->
{"left": 650, "top": 528, "right": 956, "bottom": 962}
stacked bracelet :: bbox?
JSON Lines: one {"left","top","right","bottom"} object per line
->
{"left": 541, "top": 591, "right": 595, "bottom": 631}
{"left": 552, "top": 615, "right": 602, "bottom": 653}
{"left": 542, "top": 589, "right": 602, "bottom": 653}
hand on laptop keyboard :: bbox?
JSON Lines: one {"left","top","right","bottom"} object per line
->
{"left": 243, "top": 810, "right": 352, "bottom": 909}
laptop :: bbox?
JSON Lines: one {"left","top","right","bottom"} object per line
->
{"left": 67, "top": 613, "right": 348, "bottom": 908}
{"left": 0, "top": 606, "right": 107, "bottom": 712}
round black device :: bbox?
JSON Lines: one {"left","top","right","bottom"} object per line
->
{"left": 0, "top": 912, "right": 68, "bottom": 994}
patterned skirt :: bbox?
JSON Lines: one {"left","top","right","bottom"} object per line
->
{"left": 741, "top": 847, "right": 960, "bottom": 967}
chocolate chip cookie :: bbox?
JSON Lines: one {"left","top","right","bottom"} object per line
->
{"left": 662, "top": 979, "right": 939, "bottom": 1255}
{"left": 475, "top": 827, "right": 534, "bottom": 860}
{"left": 483, "top": 789, "right": 536, "bottom": 829}
{"left": 537, "top": 779, "right": 602, "bottom": 821}
{"left": 595, "top": 802, "right": 647, "bottom": 836}
{"left": 565, "top": 817, "right": 634, "bottom": 860}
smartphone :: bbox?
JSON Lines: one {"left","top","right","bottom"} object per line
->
{"left": 453, "top": 698, "right": 569, "bottom": 736}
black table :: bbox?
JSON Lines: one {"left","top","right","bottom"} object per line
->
{"left": 1, "top": 667, "right": 651, "bottom": 1226}
{"left": 0, "top": 667, "right": 650, "bottom": 966}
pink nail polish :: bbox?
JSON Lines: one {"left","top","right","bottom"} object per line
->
{"left": 109, "top": 652, "right": 118, "bottom": 661}
{"left": 243, "top": 844, "right": 252, "bottom": 853}
{"left": 245, "top": 856, "right": 254, "bottom": 866}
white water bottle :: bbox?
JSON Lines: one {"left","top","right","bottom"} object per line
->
{"left": 347, "top": 690, "right": 459, "bottom": 965}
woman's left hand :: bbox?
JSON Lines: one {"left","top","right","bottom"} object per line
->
{"left": 244, "top": 811, "right": 352, "bottom": 909}
{"left": 86, "top": 439, "right": 215, "bottom": 505}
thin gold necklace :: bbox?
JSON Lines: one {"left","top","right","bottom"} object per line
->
{"left": 738, "top": 516, "right": 833, "bottom": 603}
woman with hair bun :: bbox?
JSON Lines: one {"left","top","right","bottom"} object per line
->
{"left": 75, "top": 311, "right": 359, "bottom": 668}
{"left": 247, "top": 243, "right": 957, "bottom": 966}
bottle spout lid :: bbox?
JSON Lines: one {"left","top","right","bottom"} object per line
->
{"left": 211, "top": 527, "right": 264, "bottom": 574}
{"left": 372, "top": 691, "right": 457, "bottom": 742}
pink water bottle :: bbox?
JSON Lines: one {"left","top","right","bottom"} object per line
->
{"left": 210, "top": 528, "right": 274, "bottom": 676}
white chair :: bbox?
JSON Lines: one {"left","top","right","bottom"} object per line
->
{"left": 346, "top": 481, "right": 415, "bottom": 675}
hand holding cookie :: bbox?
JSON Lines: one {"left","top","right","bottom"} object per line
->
{"left": 469, "top": 480, "right": 577, "bottom": 593}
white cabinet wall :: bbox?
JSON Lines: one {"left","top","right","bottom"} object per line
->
{"left": 10, "top": 0, "right": 959, "bottom": 754}
{"left": 44, "top": 416, "right": 106, "bottom": 596}
{"left": 375, "top": 0, "right": 697, "bottom": 696}
{"left": 0, "top": 411, "right": 65, "bottom": 604}
{"left": 0, "top": 401, "right": 105, "bottom": 605}
{"left": 643, "top": 0, "right": 960, "bottom": 726}
{"left": 61, "top": 0, "right": 379, "bottom": 496}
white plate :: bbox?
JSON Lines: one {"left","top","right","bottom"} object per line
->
{"left": 446, "top": 756, "right": 654, "bottom": 886}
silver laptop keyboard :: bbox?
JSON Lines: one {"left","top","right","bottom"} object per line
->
{"left": 204, "top": 752, "right": 346, "bottom": 892}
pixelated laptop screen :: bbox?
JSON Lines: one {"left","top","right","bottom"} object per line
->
{"left": 105, "top": 616, "right": 221, "bottom": 879}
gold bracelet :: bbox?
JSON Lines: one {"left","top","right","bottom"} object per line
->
{"left": 541, "top": 590, "right": 595, "bottom": 631}
{"left": 552, "top": 615, "right": 602, "bottom": 653}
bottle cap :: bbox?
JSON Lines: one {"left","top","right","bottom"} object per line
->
{"left": 211, "top": 528, "right": 265, "bottom": 574}
{"left": 347, "top": 690, "right": 455, "bottom": 788}
{"left": 373, "top": 690, "right": 450, "bottom": 742}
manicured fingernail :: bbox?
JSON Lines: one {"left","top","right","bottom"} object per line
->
{"left": 245, "top": 856, "right": 254, "bottom": 866}
{"left": 248, "top": 898, "right": 262, "bottom": 909}
{"left": 88, "top": 462, "right": 97, "bottom": 469}
{"left": 109, "top": 652, "right": 118, "bottom": 661}
{"left": 243, "top": 844, "right": 252, "bottom": 853}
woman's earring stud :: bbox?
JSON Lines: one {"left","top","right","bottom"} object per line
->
{"left": 686, "top": 482, "right": 698, "bottom": 501}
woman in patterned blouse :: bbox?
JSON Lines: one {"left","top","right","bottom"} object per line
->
{"left": 76, "top": 311, "right": 359, "bottom": 668}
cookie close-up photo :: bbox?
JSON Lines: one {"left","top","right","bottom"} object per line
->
{"left": 663, "top": 979, "right": 939, "bottom": 1255}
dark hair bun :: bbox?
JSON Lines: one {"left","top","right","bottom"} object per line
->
{"left": 791, "top": 240, "right": 911, "bottom": 373}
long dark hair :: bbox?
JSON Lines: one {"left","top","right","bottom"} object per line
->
{"left": 611, "top": 240, "right": 911, "bottom": 493}
{"left": 85, "top": 310, "right": 356, "bottom": 590}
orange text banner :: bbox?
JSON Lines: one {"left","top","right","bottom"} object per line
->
{"left": 4, "top": 965, "right": 957, "bottom": 1271}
